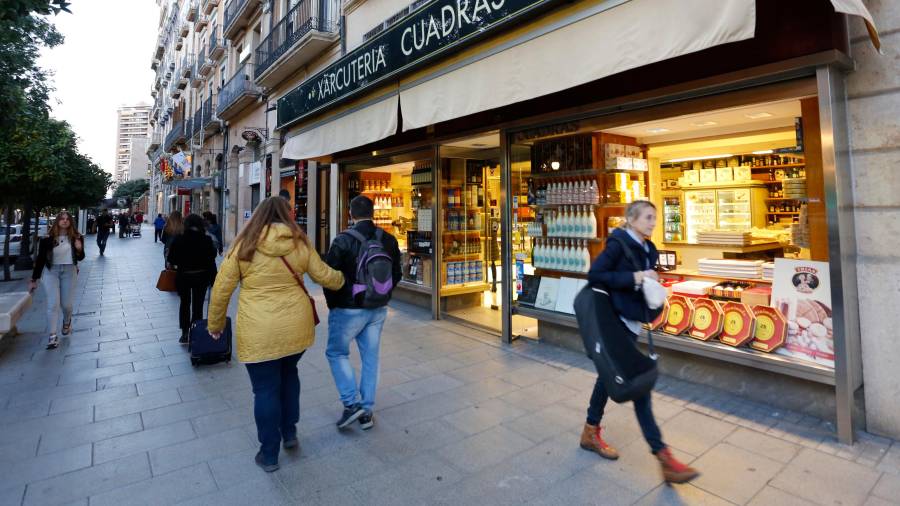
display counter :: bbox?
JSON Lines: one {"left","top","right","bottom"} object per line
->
{"left": 663, "top": 240, "right": 784, "bottom": 267}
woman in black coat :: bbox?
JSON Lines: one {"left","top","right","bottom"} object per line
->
{"left": 580, "top": 200, "right": 699, "bottom": 484}
{"left": 166, "top": 213, "right": 217, "bottom": 344}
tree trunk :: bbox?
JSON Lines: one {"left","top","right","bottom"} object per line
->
{"left": 3, "top": 208, "right": 12, "bottom": 281}
{"left": 14, "top": 201, "right": 34, "bottom": 271}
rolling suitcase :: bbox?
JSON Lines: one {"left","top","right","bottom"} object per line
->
{"left": 189, "top": 317, "right": 232, "bottom": 366}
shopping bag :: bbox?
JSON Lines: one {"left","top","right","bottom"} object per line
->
{"left": 156, "top": 269, "right": 177, "bottom": 292}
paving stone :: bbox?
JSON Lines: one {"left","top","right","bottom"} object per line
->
{"left": 872, "top": 472, "right": 900, "bottom": 501}
{"left": 496, "top": 363, "right": 564, "bottom": 387}
{"left": 533, "top": 468, "right": 642, "bottom": 506}
{"left": 0, "top": 444, "right": 92, "bottom": 490}
{"left": 95, "top": 365, "right": 172, "bottom": 390}
{"left": 446, "top": 377, "right": 520, "bottom": 404}
{"left": 378, "top": 390, "right": 473, "bottom": 428}
{"left": 5, "top": 380, "right": 95, "bottom": 407}
{"left": 89, "top": 462, "right": 217, "bottom": 506}
{"left": 352, "top": 453, "right": 464, "bottom": 506}
{"left": 390, "top": 373, "right": 465, "bottom": 401}
{"left": 140, "top": 396, "right": 231, "bottom": 429}
{"left": 38, "top": 413, "right": 143, "bottom": 455}
{"left": 771, "top": 448, "right": 882, "bottom": 506}
{"left": 0, "top": 406, "right": 93, "bottom": 447}
{"left": 179, "top": 475, "right": 294, "bottom": 506}
{"left": 499, "top": 380, "right": 579, "bottom": 410}
{"left": 276, "top": 446, "right": 384, "bottom": 499}
{"left": 149, "top": 427, "right": 256, "bottom": 476}
{"left": 724, "top": 427, "right": 802, "bottom": 464}
{"left": 0, "top": 485, "right": 24, "bottom": 506}
{"left": 0, "top": 399, "right": 50, "bottom": 426}
{"left": 190, "top": 406, "right": 255, "bottom": 436}
{"left": 634, "top": 483, "right": 735, "bottom": 506}
{"left": 96, "top": 348, "right": 165, "bottom": 369}
{"left": 22, "top": 453, "right": 152, "bottom": 506}
{"left": 0, "top": 436, "right": 40, "bottom": 464}
{"left": 690, "top": 443, "right": 784, "bottom": 504}
{"left": 49, "top": 384, "right": 138, "bottom": 415}
{"left": 438, "top": 425, "right": 535, "bottom": 472}
{"left": 443, "top": 397, "right": 525, "bottom": 436}
{"left": 661, "top": 410, "right": 737, "bottom": 457}
{"left": 864, "top": 496, "right": 897, "bottom": 506}
{"left": 748, "top": 486, "right": 817, "bottom": 505}
{"left": 93, "top": 388, "right": 180, "bottom": 421}
{"left": 93, "top": 420, "right": 196, "bottom": 464}
{"left": 878, "top": 442, "right": 900, "bottom": 475}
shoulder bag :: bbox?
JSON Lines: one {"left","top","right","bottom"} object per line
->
{"left": 156, "top": 269, "right": 177, "bottom": 292}
{"left": 280, "top": 256, "right": 320, "bottom": 326}
{"left": 610, "top": 235, "right": 667, "bottom": 310}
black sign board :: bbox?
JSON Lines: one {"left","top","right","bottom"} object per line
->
{"left": 277, "top": 0, "right": 557, "bottom": 129}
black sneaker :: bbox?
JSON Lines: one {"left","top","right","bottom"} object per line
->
{"left": 46, "top": 334, "right": 60, "bottom": 350}
{"left": 336, "top": 404, "right": 365, "bottom": 429}
{"left": 254, "top": 452, "right": 279, "bottom": 473}
{"left": 359, "top": 412, "right": 374, "bottom": 430}
{"left": 179, "top": 332, "right": 189, "bottom": 345}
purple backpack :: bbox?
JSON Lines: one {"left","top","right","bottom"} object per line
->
{"left": 346, "top": 228, "right": 394, "bottom": 308}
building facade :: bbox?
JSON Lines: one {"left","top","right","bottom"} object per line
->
{"left": 145, "top": 0, "right": 900, "bottom": 442}
{"left": 114, "top": 104, "right": 151, "bottom": 184}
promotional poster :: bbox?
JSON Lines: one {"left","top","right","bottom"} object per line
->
{"left": 772, "top": 259, "right": 834, "bottom": 367}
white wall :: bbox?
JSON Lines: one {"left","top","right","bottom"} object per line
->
{"left": 344, "top": 0, "right": 415, "bottom": 52}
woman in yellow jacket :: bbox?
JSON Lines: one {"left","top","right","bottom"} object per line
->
{"left": 207, "top": 196, "right": 343, "bottom": 472}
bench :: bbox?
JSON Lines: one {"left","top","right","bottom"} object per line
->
{"left": 0, "top": 292, "right": 33, "bottom": 340}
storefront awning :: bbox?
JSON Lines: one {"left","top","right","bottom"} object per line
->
{"left": 399, "top": 0, "right": 757, "bottom": 132}
{"left": 829, "top": 0, "right": 880, "bottom": 51}
{"left": 165, "top": 177, "right": 212, "bottom": 189}
{"left": 281, "top": 92, "right": 399, "bottom": 160}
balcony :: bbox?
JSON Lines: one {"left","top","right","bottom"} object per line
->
{"left": 254, "top": 0, "right": 339, "bottom": 89}
{"left": 186, "top": 2, "right": 198, "bottom": 21}
{"left": 181, "top": 55, "right": 193, "bottom": 78}
{"left": 149, "top": 133, "right": 162, "bottom": 151}
{"left": 164, "top": 120, "right": 187, "bottom": 151}
{"left": 217, "top": 62, "right": 260, "bottom": 120}
{"left": 190, "top": 64, "right": 204, "bottom": 88}
{"left": 197, "top": 46, "right": 213, "bottom": 76}
{"left": 175, "top": 36, "right": 184, "bottom": 50}
{"left": 151, "top": 57, "right": 160, "bottom": 71}
{"left": 196, "top": 14, "right": 209, "bottom": 31}
{"left": 155, "top": 35, "right": 165, "bottom": 59}
{"left": 192, "top": 107, "right": 203, "bottom": 138}
{"left": 170, "top": 81, "right": 182, "bottom": 99}
{"left": 223, "top": 0, "right": 261, "bottom": 40}
{"left": 179, "top": 21, "right": 190, "bottom": 37}
{"left": 208, "top": 26, "right": 225, "bottom": 61}
{"left": 202, "top": 0, "right": 220, "bottom": 15}
{"left": 202, "top": 95, "right": 221, "bottom": 134}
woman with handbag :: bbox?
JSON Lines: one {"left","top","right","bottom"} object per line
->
{"left": 581, "top": 200, "right": 699, "bottom": 484}
{"left": 207, "top": 197, "right": 344, "bottom": 472}
{"left": 167, "top": 214, "right": 217, "bottom": 344}
{"left": 28, "top": 211, "right": 86, "bottom": 350}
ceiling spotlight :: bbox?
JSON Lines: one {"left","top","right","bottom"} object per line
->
{"left": 691, "top": 121, "right": 718, "bottom": 127}
{"left": 752, "top": 150, "right": 774, "bottom": 155}
{"left": 745, "top": 112, "right": 774, "bottom": 119}
{"left": 645, "top": 128, "right": 671, "bottom": 134}
{"left": 550, "top": 161, "right": 561, "bottom": 171}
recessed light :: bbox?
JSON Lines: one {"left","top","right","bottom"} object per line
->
{"left": 645, "top": 128, "right": 671, "bottom": 134}
{"left": 691, "top": 121, "right": 718, "bottom": 127}
{"left": 752, "top": 150, "right": 774, "bottom": 155}
{"left": 745, "top": 112, "right": 774, "bottom": 119}
{"left": 666, "top": 154, "right": 733, "bottom": 163}
{"left": 550, "top": 161, "right": 561, "bottom": 171}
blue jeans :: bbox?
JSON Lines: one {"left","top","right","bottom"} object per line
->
{"left": 245, "top": 352, "right": 304, "bottom": 464}
{"left": 41, "top": 265, "right": 77, "bottom": 336}
{"left": 586, "top": 376, "right": 665, "bottom": 453}
{"left": 326, "top": 307, "right": 388, "bottom": 411}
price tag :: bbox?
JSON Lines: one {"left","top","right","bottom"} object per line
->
{"left": 689, "top": 299, "right": 723, "bottom": 341}
{"left": 663, "top": 295, "right": 694, "bottom": 335}
{"left": 750, "top": 305, "right": 787, "bottom": 352}
{"left": 719, "top": 302, "right": 754, "bottom": 347}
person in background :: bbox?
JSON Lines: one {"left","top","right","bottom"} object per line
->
{"left": 95, "top": 209, "right": 113, "bottom": 255}
{"left": 153, "top": 213, "right": 166, "bottom": 243}
{"left": 135, "top": 211, "right": 144, "bottom": 225}
{"left": 118, "top": 212, "right": 130, "bottom": 238}
{"left": 166, "top": 214, "right": 217, "bottom": 344}
{"left": 28, "top": 211, "right": 85, "bottom": 349}
{"left": 161, "top": 211, "right": 184, "bottom": 265}
{"left": 581, "top": 200, "right": 699, "bottom": 484}
{"left": 323, "top": 195, "right": 402, "bottom": 431}
{"left": 207, "top": 197, "right": 344, "bottom": 472}
{"left": 202, "top": 212, "right": 224, "bottom": 255}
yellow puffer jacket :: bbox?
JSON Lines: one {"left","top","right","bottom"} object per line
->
{"left": 207, "top": 224, "right": 344, "bottom": 363}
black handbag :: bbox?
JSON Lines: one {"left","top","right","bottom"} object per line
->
{"left": 575, "top": 281, "right": 659, "bottom": 403}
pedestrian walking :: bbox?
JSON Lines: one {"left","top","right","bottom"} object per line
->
{"left": 28, "top": 211, "right": 85, "bottom": 350}
{"left": 323, "top": 195, "right": 401, "bottom": 431}
{"left": 202, "top": 212, "right": 223, "bottom": 255}
{"left": 580, "top": 200, "right": 699, "bottom": 484}
{"left": 135, "top": 212, "right": 144, "bottom": 225}
{"left": 166, "top": 214, "right": 217, "bottom": 344}
{"left": 118, "top": 212, "right": 130, "bottom": 238}
{"left": 161, "top": 211, "right": 184, "bottom": 265}
{"left": 95, "top": 209, "right": 113, "bottom": 255}
{"left": 153, "top": 213, "right": 166, "bottom": 243}
{"left": 207, "top": 197, "right": 344, "bottom": 472}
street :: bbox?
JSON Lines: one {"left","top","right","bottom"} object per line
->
{"left": 0, "top": 226, "right": 897, "bottom": 506}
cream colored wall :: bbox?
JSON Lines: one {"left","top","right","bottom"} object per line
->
{"left": 846, "top": 0, "right": 900, "bottom": 439}
{"left": 344, "top": 0, "right": 415, "bottom": 52}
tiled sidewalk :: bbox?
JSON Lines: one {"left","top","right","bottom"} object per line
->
{"left": 0, "top": 226, "right": 897, "bottom": 505}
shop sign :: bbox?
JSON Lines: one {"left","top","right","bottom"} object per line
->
{"left": 277, "top": 0, "right": 560, "bottom": 128}
{"left": 248, "top": 161, "right": 262, "bottom": 186}
{"left": 771, "top": 259, "right": 834, "bottom": 367}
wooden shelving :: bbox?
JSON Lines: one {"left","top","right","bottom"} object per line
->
{"left": 749, "top": 163, "right": 805, "bottom": 170}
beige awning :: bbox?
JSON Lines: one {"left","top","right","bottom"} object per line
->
{"left": 399, "top": 0, "right": 757, "bottom": 132}
{"left": 281, "top": 92, "right": 399, "bottom": 160}
{"left": 829, "top": 0, "right": 880, "bottom": 51}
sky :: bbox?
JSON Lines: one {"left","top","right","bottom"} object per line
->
{"left": 38, "top": 0, "right": 160, "bottom": 175}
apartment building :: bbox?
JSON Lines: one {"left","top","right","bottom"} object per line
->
{"left": 114, "top": 104, "right": 151, "bottom": 184}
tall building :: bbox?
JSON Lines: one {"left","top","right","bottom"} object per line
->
{"left": 114, "top": 104, "right": 151, "bottom": 183}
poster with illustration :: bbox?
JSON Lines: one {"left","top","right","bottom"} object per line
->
{"left": 771, "top": 259, "right": 834, "bottom": 368}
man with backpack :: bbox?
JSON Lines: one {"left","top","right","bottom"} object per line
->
{"left": 323, "top": 195, "right": 401, "bottom": 431}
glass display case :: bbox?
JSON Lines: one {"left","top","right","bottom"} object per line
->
{"left": 440, "top": 159, "right": 489, "bottom": 292}
{"left": 716, "top": 188, "right": 752, "bottom": 231}
{"left": 684, "top": 190, "right": 717, "bottom": 242}
{"left": 663, "top": 195, "right": 683, "bottom": 242}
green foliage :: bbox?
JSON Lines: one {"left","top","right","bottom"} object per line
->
{"left": 113, "top": 179, "right": 150, "bottom": 200}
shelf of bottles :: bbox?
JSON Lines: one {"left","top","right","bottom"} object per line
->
{"left": 405, "top": 162, "right": 434, "bottom": 287}
{"left": 441, "top": 159, "right": 489, "bottom": 289}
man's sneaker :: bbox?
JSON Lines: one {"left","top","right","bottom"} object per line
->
{"left": 178, "top": 331, "right": 189, "bottom": 345}
{"left": 336, "top": 404, "right": 365, "bottom": 429}
{"left": 46, "top": 334, "right": 60, "bottom": 350}
{"left": 254, "top": 452, "right": 279, "bottom": 473}
{"left": 358, "top": 412, "right": 375, "bottom": 430}
{"left": 283, "top": 438, "right": 299, "bottom": 450}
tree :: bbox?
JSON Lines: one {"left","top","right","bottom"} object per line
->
{"left": 113, "top": 179, "right": 150, "bottom": 201}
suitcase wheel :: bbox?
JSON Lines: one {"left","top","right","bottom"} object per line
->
{"left": 191, "top": 358, "right": 199, "bottom": 366}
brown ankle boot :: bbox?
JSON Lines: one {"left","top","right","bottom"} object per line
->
{"left": 579, "top": 423, "right": 619, "bottom": 460}
{"left": 656, "top": 447, "right": 699, "bottom": 484}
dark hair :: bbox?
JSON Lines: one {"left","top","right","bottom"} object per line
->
{"left": 184, "top": 213, "right": 205, "bottom": 233}
{"left": 157, "top": 213, "right": 162, "bottom": 218}
{"left": 279, "top": 189, "right": 291, "bottom": 200}
{"left": 206, "top": 213, "right": 218, "bottom": 225}
{"left": 350, "top": 195, "right": 374, "bottom": 220}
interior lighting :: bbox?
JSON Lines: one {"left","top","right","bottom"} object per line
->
{"left": 550, "top": 161, "right": 561, "bottom": 171}
{"left": 645, "top": 128, "right": 671, "bottom": 134}
{"left": 665, "top": 154, "right": 733, "bottom": 163}
{"left": 691, "top": 121, "right": 718, "bottom": 127}
{"left": 752, "top": 149, "right": 774, "bottom": 155}
{"left": 745, "top": 112, "right": 774, "bottom": 119}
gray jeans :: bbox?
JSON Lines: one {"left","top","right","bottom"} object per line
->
{"left": 41, "top": 264, "right": 77, "bottom": 335}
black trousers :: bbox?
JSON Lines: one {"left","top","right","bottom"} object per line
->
{"left": 176, "top": 271, "right": 210, "bottom": 331}
{"left": 154, "top": 229, "right": 163, "bottom": 242}
{"left": 96, "top": 230, "right": 110, "bottom": 253}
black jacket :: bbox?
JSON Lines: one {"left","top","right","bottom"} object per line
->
{"left": 166, "top": 228, "right": 217, "bottom": 276}
{"left": 32, "top": 234, "right": 86, "bottom": 280}
{"left": 588, "top": 227, "right": 659, "bottom": 323}
{"left": 323, "top": 220, "right": 402, "bottom": 309}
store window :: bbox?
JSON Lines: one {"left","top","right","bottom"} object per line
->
{"left": 509, "top": 95, "right": 834, "bottom": 371}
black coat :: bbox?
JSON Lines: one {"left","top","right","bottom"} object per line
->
{"left": 166, "top": 228, "right": 217, "bottom": 278}
{"left": 31, "top": 234, "right": 85, "bottom": 280}
{"left": 588, "top": 227, "right": 659, "bottom": 323}
{"left": 323, "top": 220, "right": 402, "bottom": 309}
